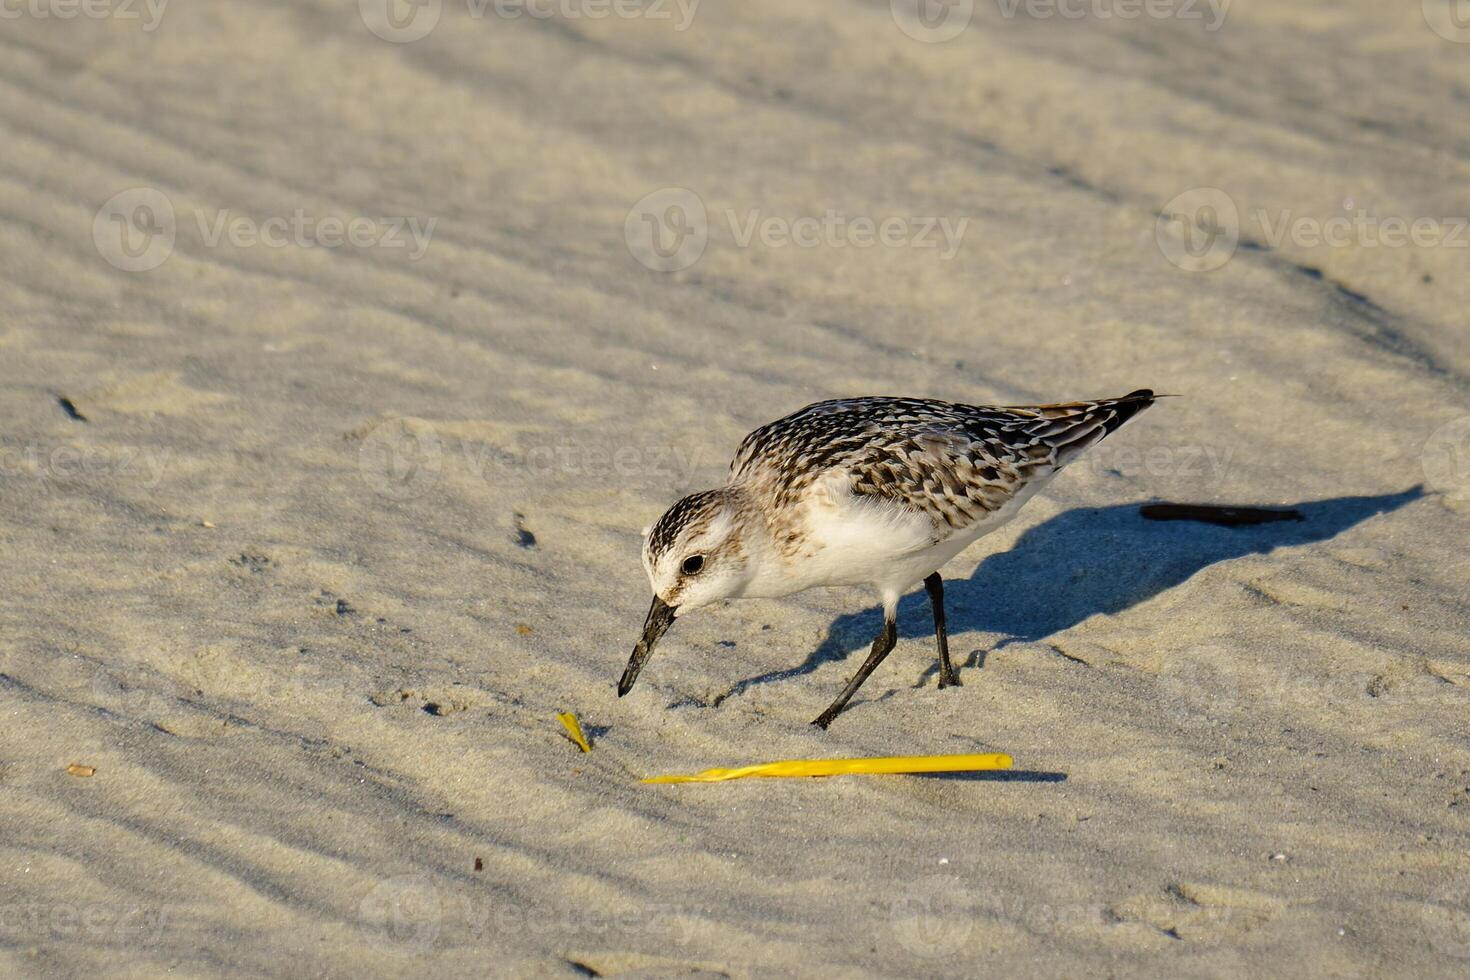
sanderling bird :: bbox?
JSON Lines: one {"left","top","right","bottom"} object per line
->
{"left": 619, "top": 389, "right": 1157, "bottom": 728}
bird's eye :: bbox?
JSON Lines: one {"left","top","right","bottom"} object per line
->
{"left": 681, "top": 555, "right": 705, "bottom": 575}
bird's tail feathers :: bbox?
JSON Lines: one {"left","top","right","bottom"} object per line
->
{"left": 1014, "top": 388, "right": 1159, "bottom": 469}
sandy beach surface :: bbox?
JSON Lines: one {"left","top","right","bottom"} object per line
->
{"left": 3, "top": 1, "right": 1470, "bottom": 976}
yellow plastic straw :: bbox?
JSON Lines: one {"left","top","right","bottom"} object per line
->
{"left": 643, "top": 752, "right": 1012, "bottom": 784}
{"left": 557, "top": 712, "right": 592, "bottom": 753}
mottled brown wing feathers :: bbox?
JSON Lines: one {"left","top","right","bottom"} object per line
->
{"left": 729, "top": 391, "right": 1154, "bottom": 539}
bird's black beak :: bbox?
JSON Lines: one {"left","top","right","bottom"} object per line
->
{"left": 619, "top": 595, "right": 676, "bottom": 696}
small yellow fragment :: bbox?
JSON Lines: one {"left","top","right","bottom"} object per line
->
{"left": 643, "top": 752, "right": 1012, "bottom": 784}
{"left": 66, "top": 764, "right": 96, "bottom": 778}
{"left": 557, "top": 713, "right": 592, "bottom": 753}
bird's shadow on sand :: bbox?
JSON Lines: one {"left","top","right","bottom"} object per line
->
{"left": 914, "top": 770, "right": 1068, "bottom": 783}
{"left": 725, "top": 487, "right": 1423, "bottom": 696}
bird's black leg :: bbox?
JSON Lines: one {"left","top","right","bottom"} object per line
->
{"left": 925, "top": 572, "right": 961, "bottom": 689}
{"left": 812, "top": 616, "right": 898, "bottom": 729}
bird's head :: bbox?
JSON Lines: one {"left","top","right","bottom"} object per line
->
{"left": 618, "top": 487, "right": 754, "bottom": 697}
